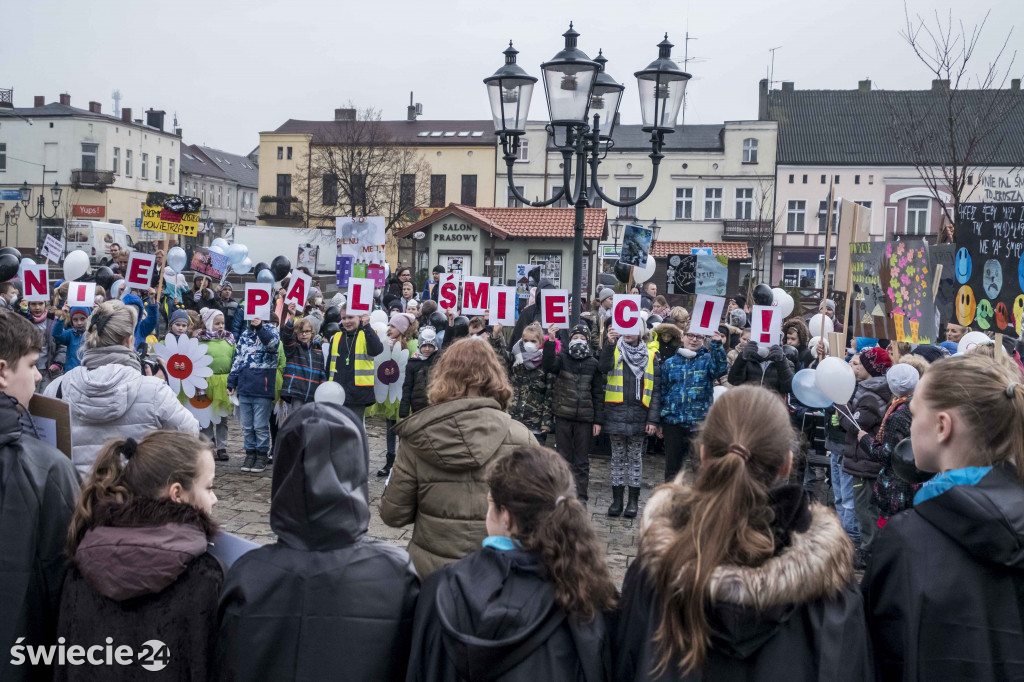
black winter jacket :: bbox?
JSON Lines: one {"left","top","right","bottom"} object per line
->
{"left": 328, "top": 324, "right": 385, "bottom": 407}
{"left": 615, "top": 485, "right": 870, "bottom": 682}
{"left": 407, "top": 547, "right": 611, "bottom": 682}
{"left": 543, "top": 339, "right": 603, "bottom": 423}
{"left": 216, "top": 403, "right": 419, "bottom": 682}
{"left": 839, "top": 375, "right": 891, "bottom": 478}
{"left": 55, "top": 497, "right": 223, "bottom": 682}
{"left": 598, "top": 342, "right": 661, "bottom": 435}
{"left": 726, "top": 343, "right": 795, "bottom": 395}
{"left": 0, "top": 399, "right": 79, "bottom": 682}
{"left": 863, "top": 461, "right": 1024, "bottom": 681}
{"left": 401, "top": 352, "right": 440, "bottom": 418}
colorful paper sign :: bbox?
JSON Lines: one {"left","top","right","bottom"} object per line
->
{"left": 141, "top": 192, "right": 201, "bottom": 237}
{"left": 954, "top": 202, "right": 1024, "bottom": 334}
{"left": 66, "top": 281, "right": 96, "bottom": 308}
{"left": 125, "top": 252, "right": 156, "bottom": 290}
{"left": 689, "top": 295, "right": 726, "bottom": 337}
{"left": 489, "top": 286, "right": 517, "bottom": 326}
{"left": 244, "top": 283, "right": 272, "bottom": 320}
{"left": 190, "top": 249, "right": 227, "bottom": 279}
{"left": 283, "top": 270, "right": 311, "bottom": 309}
{"left": 667, "top": 254, "right": 696, "bottom": 295}
{"left": 612, "top": 294, "right": 643, "bottom": 334}
{"left": 884, "top": 240, "right": 935, "bottom": 343}
{"left": 750, "top": 305, "right": 782, "bottom": 346}
{"left": 22, "top": 264, "right": 49, "bottom": 302}
{"left": 462, "top": 276, "right": 490, "bottom": 315}
{"left": 347, "top": 277, "right": 374, "bottom": 314}
{"left": 540, "top": 289, "right": 570, "bottom": 329}
{"left": 438, "top": 272, "right": 460, "bottom": 311}
{"left": 694, "top": 254, "right": 728, "bottom": 296}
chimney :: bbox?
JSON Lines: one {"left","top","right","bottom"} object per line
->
{"left": 858, "top": 79, "right": 872, "bottom": 92}
{"left": 781, "top": 81, "right": 794, "bottom": 92}
{"left": 758, "top": 78, "right": 769, "bottom": 119}
{"left": 88, "top": 101, "right": 101, "bottom": 114}
{"left": 59, "top": 93, "right": 70, "bottom": 106}
{"left": 932, "top": 79, "right": 950, "bottom": 91}
{"left": 145, "top": 109, "right": 165, "bottom": 131}
{"left": 334, "top": 107, "right": 356, "bottom": 121}
{"left": 1012, "top": 78, "right": 1021, "bottom": 91}
{"left": 175, "top": 127, "right": 182, "bottom": 137}
{"left": 121, "top": 107, "right": 132, "bottom": 123}
{"left": 613, "top": 111, "right": 621, "bottom": 127}
{"left": 34, "top": 95, "right": 44, "bottom": 107}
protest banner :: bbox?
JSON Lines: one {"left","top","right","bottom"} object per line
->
{"left": 141, "top": 192, "right": 201, "bottom": 237}
{"left": 689, "top": 295, "right": 726, "bottom": 337}
{"left": 954, "top": 202, "right": 1024, "bottom": 334}
{"left": 885, "top": 240, "right": 936, "bottom": 342}
{"left": 540, "top": 290, "right": 570, "bottom": 329}
{"left": 337, "top": 216, "right": 385, "bottom": 266}
{"left": 619, "top": 223, "right": 653, "bottom": 267}
{"left": 190, "top": 249, "right": 227, "bottom": 279}
{"left": 244, "top": 283, "right": 272, "bottom": 320}
{"left": 489, "top": 286, "right": 516, "bottom": 325}
{"left": 347, "top": 277, "right": 374, "bottom": 314}
{"left": 66, "top": 282, "right": 96, "bottom": 308}
{"left": 283, "top": 269, "right": 311, "bottom": 308}
{"left": 462, "top": 276, "right": 490, "bottom": 315}
{"left": 694, "top": 255, "right": 728, "bottom": 296}
{"left": 848, "top": 242, "right": 897, "bottom": 340}
{"left": 612, "top": 294, "right": 643, "bottom": 334}
{"left": 22, "top": 264, "right": 49, "bottom": 302}
{"left": 666, "top": 254, "right": 696, "bottom": 295}
{"left": 42, "top": 235, "right": 64, "bottom": 263}
{"left": 750, "top": 305, "right": 783, "bottom": 346}
{"left": 438, "top": 272, "right": 460, "bottom": 311}
{"left": 125, "top": 252, "right": 156, "bottom": 290}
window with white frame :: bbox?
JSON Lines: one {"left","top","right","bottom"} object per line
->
{"left": 618, "top": 187, "right": 637, "bottom": 218}
{"left": 125, "top": 150, "right": 132, "bottom": 177}
{"left": 217, "top": 185, "right": 223, "bottom": 207}
{"left": 704, "top": 187, "right": 723, "bottom": 219}
{"left": 141, "top": 153, "right": 148, "bottom": 179}
{"left": 735, "top": 188, "right": 753, "bottom": 219}
{"left": 168, "top": 158, "right": 175, "bottom": 184}
{"left": 112, "top": 147, "right": 120, "bottom": 175}
{"left": 675, "top": 187, "right": 693, "bottom": 220}
{"left": 787, "top": 200, "right": 806, "bottom": 233}
{"left": 817, "top": 200, "right": 839, "bottom": 232}
{"left": 906, "top": 198, "right": 930, "bottom": 235}
{"left": 507, "top": 185, "right": 524, "bottom": 207}
{"left": 551, "top": 185, "right": 568, "bottom": 208}
{"left": 592, "top": 185, "right": 603, "bottom": 209}
{"left": 516, "top": 139, "right": 529, "bottom": 162}
{"left": 742, "top": 138, "right": 758, "bottom": 163}
{"left": 0, "top": 143, "right": 5, "bottom": 171}
{"left": 155, "top": 156, "right": 162, "bottom": 182}
{"left": 81, "top": 143, "right": 98, "bottom": 171}
{"left": 227, "top": 188, "right": 232, "bottom": 209}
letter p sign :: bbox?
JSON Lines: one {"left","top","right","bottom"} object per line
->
{"left": 245, "top": 283, "right": 272, "bottom": 320}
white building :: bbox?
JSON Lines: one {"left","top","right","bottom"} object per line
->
{"left": 0, "top": 92, "right": 181, "bottom": 254}
{"left": 179, "top": 144, "right": 259, "bottom": 244}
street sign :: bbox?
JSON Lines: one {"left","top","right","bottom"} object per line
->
{"left": 135, "top": 217, "right": 143, "bottom": 228}
{"left": 691, "top": 247, "right": 713, "bottom": 255}
{"left": 0, "top": 189, "right": 21, "bottom": 201}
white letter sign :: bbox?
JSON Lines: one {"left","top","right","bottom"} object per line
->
{"left": 751, "top": 305, "right": 782, "bottom": 346}
{"left": 489, "top": 286, "right": 516, "bottom": 326}
{"left": 244, "top": 283, "right": 272, "bottom": 320}
{"left": 540, "top": 289, "right": 569, "bottom": 329}
{"left": 283, "top": 269, "right": 311, "bottom": 308}
{"left": 461, "top": 276, "right": 489, "bottom": 315}
{"left": 612, "top": 294, "right": 643, "bottom": 334}
{"left": 66, "top": 281, "right": 96, "bottom": 308}
{"left": 689, "top": 295, "right": 726, "bottom": 337}
{"left": 438, "top": 272, "right": 460, "bottom": 311}
{"left": 125, "top": 251, "right": 156, "bottom": 290}
{"left": 347, "top": 277, "right": 374, "bottom": 314}
{"left": 22, "top": 264, "right": 50, "bottom": 302}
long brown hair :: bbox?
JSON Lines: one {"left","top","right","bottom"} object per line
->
{"left": 428, "top": 337, "right": 513, "bottom": 409}
{"left": 648, "top": 385, "right": 795, "bottom": 675}
{"left": 67, "top": 431, "right": 213, "bottom": 557}
{"left": 487, "top": 446, "right": 617, "bottom": 621}
{"left": 918, "top": 354, "right": 1024, "bottom": 485}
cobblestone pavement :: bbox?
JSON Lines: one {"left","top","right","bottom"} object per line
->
{"left": 213, "top": 416, "right": 666, "bottom": 585}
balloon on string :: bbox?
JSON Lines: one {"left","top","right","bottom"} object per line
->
{"left": 808, "top": 335, "right": 829, "bottom": 356}
{"left": 792, "top": 368, "right": 833, "bottom": 408}
{"left": 209, "top": 244, "right": 226, "bottom": 257}
{"left": 63, "top": 250, "right": 90, "bottom": 281}
{"left": 369, "top": 309, "right": 388, "bottom": 327}
{"left": 752, "top": 283, "right": 774, "bottom": 306}
{"left": 270, "top": 255, "right": 291, "bottom": 281}
{"left": 321, "top": 322, "right": 341, "bottom": 338}
{"left": 0, "top": 246, "right": 22, "bottom": 260}
{"left": 225, "top": 243, "right": 248, "bottom": 266}
{"left": 110, "top": 280, "right": 125, "bottom": 300}
{"left": 210, "top": 237, "right": 229, "bottom": 251}
{"left": 808, "top": 313, "right": 834, "bottom": 337}
{"left": 324, "top": 306, "right": 341, "bottom": 324}
{"left": 313, "top": 381, "right": 346, "bottom": 406}
{"left": 614, "top": 261, "right": 632, "bottom": 284}
{"left": 771, "top": 287, "right": 795, "bottom": 317}
{"left": 815, "top": 356, "right": 856, "bottom": 404}
{"left": 633, "top": 255, "right": 657, "bottom": 282}
{"left": 371, "top": 321, "right": 388, "bottom": 340}
{"left": 256, "top": 269, "right": 275, "bottom": 284}
{"left": 20, "top": 257, "right": 35, "bottom": 271}
{"left": 0, "top": 253, "right": 20, "bottom": 281}
{"left": 253, "top": 262, "right": 270, "bottom": 275}
{"left": 957, "top": 330, "right": 991, "bottom": 355}
{"left": 428, "top": 311, "right": 448, "bottom": 331}
{"left": 94, "top": 266, "right": 117, "bottom": 291}
{"left": 232, "top": 257, "right": 253, "bottom": 275}
{"left": 892, "top": 438, "right": 936, "bottom": 484}
{"left": 166, "top": 247, "right": 188, "bottom": 272}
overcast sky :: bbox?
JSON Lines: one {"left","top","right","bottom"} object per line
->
{"left": 4, "top": 0, "right": 1021, "bottom": 155}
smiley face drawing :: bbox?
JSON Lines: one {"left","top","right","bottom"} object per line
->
{"left": 956, "top": 285, "right": 977, "bottom": 326}
{"left": 1014, "top": 295, "right": 1024, "bottom": 335}
{"left": 983, "top": 259, "right": 1003, "bottom": 299}
{"left": 995, "top": 301, "right": 1010, "bottom": 330}
{"left": 955, "top": 248, "right": 973, "bottom": 284}
{"left": 976, "top": 299, "right": 992, "bottom": 330}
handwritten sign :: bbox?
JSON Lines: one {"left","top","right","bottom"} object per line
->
{"left": 141, "top": 192, "right": 201, "bottom": 237}
{"left": 694, "top": 254, "right": 728, "bottom": 296}
{"left": 954, "top": 202, "right": 1024, "bottom": 334}
{"left": 667, "top": 254, "right": 696, "bottom": 295}
{"left": 42, "top": 235, "right": 64, "bottom": 263}
{"left": 849, "top": 242, "right": 896, "bottom": 340}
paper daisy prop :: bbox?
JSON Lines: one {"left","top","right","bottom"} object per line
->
{"left": 374, "top": 343, "right": 409, "bottom": 404}
{"left": 184, "top": 393, "right": 221, "bottom": 429}
{"left": 154, "top": 335, "right": 214, "bottom": 398}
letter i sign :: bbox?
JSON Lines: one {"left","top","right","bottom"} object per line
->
{"left": 689, "top": 295, "right": 726, "bottom": 336}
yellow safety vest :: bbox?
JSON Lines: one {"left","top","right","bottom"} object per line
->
{"left": 605, "top": 346, "right": 655, "bottom": 407}
{"left": 329, "top": 330, "right": 374, "bottom": 386}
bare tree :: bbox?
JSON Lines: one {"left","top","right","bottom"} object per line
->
{"left": 884, "top": 5, "right": 1022, "bottom": 232}
{"left": 750, "top": 175, "right": 781, "bottom": 289}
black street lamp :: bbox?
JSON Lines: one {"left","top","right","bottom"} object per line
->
{"left": 649, "top": 217, "right": 662, "bottom": 243}
{"left": 486, "top": 25, "right": 689, "bottom": 325}
{"left": 20, "top": 180, "right": 63, "bottom": 221}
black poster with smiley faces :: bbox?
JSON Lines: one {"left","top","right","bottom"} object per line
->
{"left": 954, "top": 202, "right": 1024, "bottom": 334}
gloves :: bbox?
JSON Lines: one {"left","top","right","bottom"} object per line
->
{"left": 194, "top": 292, "right": 202, "bottom": 302}
{"left": 768, "top": 345, "right": 786, "bottom": 362}
{"left": 513, "top": 353, "right": 524, "bottom": 368}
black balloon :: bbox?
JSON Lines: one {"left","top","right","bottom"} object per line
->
{"left": 0, "top": 253, "right": 19, "bottom": 281}
{"left": 0, "top": 247, "right": 21, "bottom": 260}
{"left": 646, "top": 314, "right": 663, "bottom": 329}
{"left": 614, "top": 261, "right": 632, "bottom": 284}
{"left": 448, "top": 315, "right": 470, "bottom": 342}
{"left": 94, "top": 266, "right": 117, "bottom": 290}
{"left": 253, "top": 262, "right": 271, "bottom": 275}
{"left": 597, "top": 272, "right": 617, "bottom": 287}
{"left": 892, "top": 439, "right": 936, "bottom": 485}
{"left": 782, "top": 344, "right": 799, "bottom": 362}
{"left": 428, "top": 311, "right": 448, "bottom": 332}
{"left": 321, "top": 322, "right": 341, "bottom": 339}
{"left": 270, "top": 255, "right": 291, "bottom": 282}
{"left": 753, "top": 283, "right": 774, "bottom": 306}
{"left": 323, "top": 306, "right": 341, "bottom": 324}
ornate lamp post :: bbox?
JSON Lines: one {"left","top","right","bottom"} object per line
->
{"left": 20, "top": 180, "right": 63, "bottom": 221}
{"left": 485, "top": 25, "right": 689, "bottom": 324}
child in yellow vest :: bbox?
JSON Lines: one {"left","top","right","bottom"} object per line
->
{"left": 326, "top": 305, "right": 385, "bottom": 425}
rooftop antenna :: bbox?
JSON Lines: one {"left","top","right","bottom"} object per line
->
{"left": 173, "top": 111, "right": 179, "bottom": 129}
{"left": 111, "top": 89, "right": 122, "bottom": 117}
{"left": 768, "top": 46, "right": 782, "bottom": 88}
{"left": 681, "top": 31, "right": 699, "bottom": 125}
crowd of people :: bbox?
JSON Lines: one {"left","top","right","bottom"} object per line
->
{"left": 1, "top": 259, "right": 1023, "bottom": 681}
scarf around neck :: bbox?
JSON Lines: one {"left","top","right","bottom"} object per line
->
{"left": 513, "top": 340, "right": 544, "bottom": 369}
{"left": 81, "top": 345, "right": 141, "bottom": 372}
{"left": 617, "top": 336, "right": 649, "bottom": 400}
{"left": 197, "top": 329, "right": 235, "bottom": 345}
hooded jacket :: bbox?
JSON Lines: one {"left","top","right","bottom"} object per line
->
{"left": 44, "top": 351, "right": 199, "bottom": 479}
{"left": 51, "top": 317, "right": 86, "bottom": 372}
{"left": 659, "top": 341, "right": 728, "bottom": 427}
{"left": 543, "top": 338, "right": 604, "bottom": 423}
{"left": 863, "top": 461, "right": 1024, "bottom": 681}
{"left": 839, "top": 374, "right": 892, "bottom": 478}
{"left": 407, "top": 547, "right": 611, "bottom": 682}
{"left": 381, "top": 397, "right": 537, "bottom": 578}
{"left": 726, "top": 343, "right": 795, "bottom": 395}
{"left": 615, "top": 485, "right": 870, "bottom": 682}
{"left": 227, "top": 323, "right": 280, "bottom": 399}
{"left": 0, "top": 398, "right": 79, "bottom": 682}
{"left": 216, "top": 403, "right": 419, "bottom": 682}
{"left": 55, "top": 497, "right": 222, "bottom": 682}
{"left": 400, "top": 351, "right": 440, "bottom": 418}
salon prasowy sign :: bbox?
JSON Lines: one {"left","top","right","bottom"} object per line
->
{"left": 141, "top": 192, "right": 201, "bottom": 237}
{"left": 433, "top": 221, "right": 479, "bottom": 242}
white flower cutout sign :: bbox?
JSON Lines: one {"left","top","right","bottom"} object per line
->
{"left": 374, "top": 343, "right": 409, "bottom": 404}
{"left": 154, "top": 335, "right": 214, "bottom": 398}
{"left": 184, "top": 393, "right": 221, "bottom": 429}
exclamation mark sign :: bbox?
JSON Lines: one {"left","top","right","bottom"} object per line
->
{"left": 700, "top": 301, "right": 714, "bottom": 330}
{"left": 759, "top": 309, "right": 773, "bottom": 344}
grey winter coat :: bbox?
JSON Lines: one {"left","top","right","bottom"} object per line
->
{"left": 839, "top": 374, "right": 892, "bottom": 479}
{"left": 598, "top": 342, "right": 661, "bottom": 436}
{"left": 45, "top": 355, "right": 199, "bottom": 478}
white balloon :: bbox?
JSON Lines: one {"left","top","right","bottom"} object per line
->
{"left": 808, "top": 313, "right": 834, "bottom": 337}
{"left": 63, "top": 250, "right": 90, "bottom": 281}
{"left": 772, "top": 288, "right": 795, "bottom": 318}
{"left": 808, "top": 335, "right": 830, "bottom": 355}
{"left": 815, "top": 356, "right": 857, "bottom": 404}
{"left": 371, "top": 321, "right": 388, "bottom": 340}
{"left": 314, "top": 381, "right": 346, "bottom": 406}
{"left": 633, "top": 254, "right": 657, "bottom": 282}
{"left": 211, "top": 238, "right": 229, "bottom": 251}
{"left": 369, "top": 309, "right": 388, "bottom": 327}
{"left": 110, "top": 280, "right": 124, "bottom": 300}
{"left": 712, "top": 385, "right": 728, "bottom": 402}
{"left": 166, "top": 247, "right": 187, "bottom": 272}
{"left": 957, "top": 331, "right": 992, "bottom": 355}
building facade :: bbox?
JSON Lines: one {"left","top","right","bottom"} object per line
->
{"left": 0, "top": 93, "right": 181, "bottom": 254}
{"left": 179, "top": 144, "right": 258, "bottom": 244}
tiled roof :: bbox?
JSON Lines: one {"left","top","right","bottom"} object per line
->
{"left": 271, "top": 119, "right": 496, "bottom": 146}
{"left": 0, "top": 102, "right": 179, "bottom": 137}
{"left": 194, "top": 146, "right": 259, "bottom": 189}
{"left": 181, "top": 145, "right": 231, "bottom": 180}
{"left": 394, "top": 204, "right": 607, "bottom": 240}
{"left": 766, "top": 86, "right": 1024, "bottom": 165}
{"left": 650, "top": 241, "right": 750, "bottom": 259}
{"left": 575, "top": 123, "right": 724, "bottom": 152}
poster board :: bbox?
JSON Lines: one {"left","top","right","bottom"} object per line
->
{"left": 666, "top": 254, "right": 696, "bottom": 295}
{"left": 690, "top": 295, "right": 726, "bottom": 337}
{"left": 28, "top": 394, "right": 72, "bottom": 458}
{"left": 125, "top": 251, "right": 156, "bottom": 290}
{"left": 336, "top": 216, "right": 386, "bottom": 267}
{"left": 885, "top": 240, "right": 936, "bottom": 343}
{"left": 612, "top": 295, "right": 644, "bottom": 334}
{"left": 540, "top": 290, "right": 570, "bottom": 329}
{"left": 190, "top": 248, "right": 227, "bottom": 279}
{"left": 953, "top": 202, "right": 1024, "bottom": 334}
{"left": 619, "top": 223, "right": 652, "bottom": 267}
{"left": 21, "top": 264, "right": 49, "bottom": 302}
{"left": 848, "top": 242, "right": 897, "bottom": 340}
{"left": 243, "top": 283, "right": 273, "bottom": 320}
{"left": 694, "top": 254, "right": 728, "bottom": 296}
{"left": 141, "top": 192, "right": 201, "bottom": 237}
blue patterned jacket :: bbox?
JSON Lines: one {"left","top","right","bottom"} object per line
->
{"left": 660, "top": 341, "right": 727, "bottom": 427}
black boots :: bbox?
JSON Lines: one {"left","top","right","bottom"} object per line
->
{"left": 607, "top": 486, "right": 624, "bottom": 517}
{"left": 241, "top": 450, "right": 256, "bottom": 472}
{"left": 251, "top": 451, "right": 269, "bottom": 474}
{"left": 623, "top": 487, "right": 641, "bottom": 519}
{"left": 215, "top": 449, "right": 229, "bottom": 462}
{"left": 377, "top": 452, "right": 396, "bottom": 478}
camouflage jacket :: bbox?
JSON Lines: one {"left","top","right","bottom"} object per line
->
{"left": 508, "top": 362, "right": 554, "bottom": 433}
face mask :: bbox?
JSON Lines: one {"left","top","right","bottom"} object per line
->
{"left": 568, "top": 339, "right": 589, "bottom": 359}
{"left": 523, "top": 341, "right": 538, "bottom": 352}
{"left": 757, "top": 344, "right": 770, "bottom": 358}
